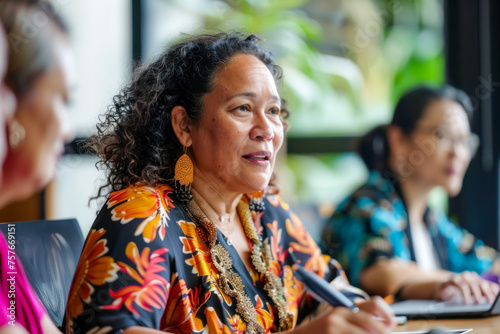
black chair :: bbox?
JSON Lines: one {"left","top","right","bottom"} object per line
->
{"left": 0, "top": 218, "right": 84, "bottom": 329}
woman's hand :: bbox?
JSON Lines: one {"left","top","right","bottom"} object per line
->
{"left": 361, "top": 259, "right": 500, "bottom": 303}
{"left": 357, "top": 296, "right": 397, "bottom": 327}
{"left": 292, "top": 306, "right": 393, "bottom": 334}
{"left": 435, "top": 271, "right": 500, "bottom": 304}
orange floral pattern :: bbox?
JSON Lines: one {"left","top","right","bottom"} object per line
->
{"left": 178, "top": 219, "right": 233, "bottom": 306}
{"left": 254, "top": 295, "right": 275, "bottom": 331}
{"left": 102, "top": 242, "right": 168, "bottom": 315}
{"left": 282, "top": 265, "right": 303, "bottom": 321}
{"left": 178, "top": 220, "right": 215, "bottom": 277}
{"left": 286, "top": 212, "right": 328, "bottom": 277}
{"left": 162, "top": 273, "right": 209, "bottom": 333}
{"left": 67, "top": 186, "right": 362, "bottom": 333}
{"left": 267, "top": 220, "right": 285, "bottom": 277}
{"left": 224, "top": 309, "right": 246, "bottom": 334}
{"left": 66, "top": 228, "right": 119, "bottom": 326}
{"left": 109, "top": 184, "right": 175, "bottom": 243}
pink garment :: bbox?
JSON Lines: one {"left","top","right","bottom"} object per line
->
{"left": 0, "top": 232, "right": 46, "bottom": 332}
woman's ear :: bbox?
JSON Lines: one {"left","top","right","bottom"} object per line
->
{"left": 386, "top": 125, "right": 406, "bottom": 157}
{"left": 171, "top": 106, "right": 193, "bottom": 147}
{"left": 387, "top": 126, "right": 402, "bottom": 156}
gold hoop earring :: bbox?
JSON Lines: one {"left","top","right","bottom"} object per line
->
{"left": 174, "top": 147, "right": 193, "bottom": 202}
{"left": 8, "top": 119, "right": 25, "bottom": 150}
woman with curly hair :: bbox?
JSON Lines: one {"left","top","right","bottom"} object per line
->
{"left": 65, "top": 32, "right": 395, "bottom": 334}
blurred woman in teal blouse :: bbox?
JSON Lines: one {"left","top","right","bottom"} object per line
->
{"left": 321, "top": 85, "right": 500, "bottom": 304}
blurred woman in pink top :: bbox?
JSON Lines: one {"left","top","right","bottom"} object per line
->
{"left": 0, "top": 0, "right": 76, "bottom": 333}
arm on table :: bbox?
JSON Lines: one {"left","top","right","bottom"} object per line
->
{"left": 360, "top": 259, "right": 449, "bottom": 298}
{"left": 360, "top": 259, "right": 499, "bottom": 303}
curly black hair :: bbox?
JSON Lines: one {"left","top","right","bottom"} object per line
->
{"left": 88, "top": 32, "right": 286, "bottom": 200}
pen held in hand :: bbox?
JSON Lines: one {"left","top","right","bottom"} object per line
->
{"left": 291, "top": 263, "right": 407, "bottom": 326}
{"left": 291, "top": 263, "right": 360, "bottom": 312}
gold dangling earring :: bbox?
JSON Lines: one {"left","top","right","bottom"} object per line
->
{"left": 174, "top": 146, "right": 193, "bottom": 202}
{"left": 248, "top": 190, "right": 265, "bottom": 213}
{"left": 8, "top": 119, "right": 25, "bottom": 150}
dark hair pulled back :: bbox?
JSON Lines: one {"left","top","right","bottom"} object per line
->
{"left": 359, "top": 85, "right": 473, "bottom": 172}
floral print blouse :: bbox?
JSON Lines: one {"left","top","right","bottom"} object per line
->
{"left": 320, "top": 171, "right": 500, "bottom": 287}
{"left": 65, "top": 184, "right": 362, "bottom": 333}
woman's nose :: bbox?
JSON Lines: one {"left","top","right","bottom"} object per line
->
{"left": 250, "top": 111, "right": 274, "bottom": 141}
{"left": 1, "top": 85, "right": 16, "bottom": 120}
{"left": 61, "top": 111, "right": 75, "bottom": 143}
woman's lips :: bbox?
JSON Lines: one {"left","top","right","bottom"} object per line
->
{"left": 444, "top": 166, "right": 458, "bottom": 175}
{"left": 242, "top": 151, "right": 271, "bottom": 166}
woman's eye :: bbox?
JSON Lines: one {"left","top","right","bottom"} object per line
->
{"left": 236, "top": 105, "right": 250, "bottom": 112}
{"left": 269, "top": 107, "right": 280, "bottom": 115}
{"left": 434, "top": 128, "right": 445, "bottom": 139}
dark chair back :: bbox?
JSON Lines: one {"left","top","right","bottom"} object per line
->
{"left": 0, "top": 218, "right": 84, "bottom": 328}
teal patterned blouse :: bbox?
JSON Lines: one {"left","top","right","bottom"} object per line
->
{"left": 320, "top": 171, "right": 499, "bottom": 287}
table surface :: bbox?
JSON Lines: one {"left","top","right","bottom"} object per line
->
{"left": 395, "top": 315, "right": 500, "bottom": 333}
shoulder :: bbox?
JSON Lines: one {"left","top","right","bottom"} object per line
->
{"left": 263, "top": 194, "right": 291, "bottom": 216}
{"left": 107, "top": 183, "right": 176, "bottom": 221}
{"left": 429, "top": 208, "right": 468, "bottom": 239}
{"left": 339, "top": 172, "right": 396, "bottom": 212}
{"left": 332, "top": 176, "right": 407, "bottom": 234}
{"left": 262, "top": 195, "right": 326, "bottom": 270}
{"left": 93, "top": 183, "right": 186, "bottom": 244}
{"left": 261, "top": 194, "right": 312, "bottom": 241}
{"left": 261, "top": 194, "right": 309, "bottom": 229}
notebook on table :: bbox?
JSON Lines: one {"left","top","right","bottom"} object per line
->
{"left": 390, "top": 292, "right": 500, "bottom": 319}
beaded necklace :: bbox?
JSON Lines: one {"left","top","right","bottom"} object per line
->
{"left": 183, "top": 198, "right": 294, "bottom": 333}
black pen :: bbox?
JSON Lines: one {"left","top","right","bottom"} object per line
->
{"left": 290, "top": 260, "right": 407, "bottom": 325}
{"left": 291, "top": 263, "right": 360, "bottom": 312}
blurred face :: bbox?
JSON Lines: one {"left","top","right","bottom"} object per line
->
{"left": 0, "top": 27, "right": 16, "bottom": 173}
{"left": 398, "top": 99, "right": 475, "bottom": 196}
{"left": 189, "top": 54, "right": 284, "bottom": 195}
{"left": 2, "top": 28, "right": 76, "bottom": 202}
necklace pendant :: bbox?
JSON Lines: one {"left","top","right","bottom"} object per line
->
{"left": 227, "top": 238, "right": 232, "bottom": 246}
